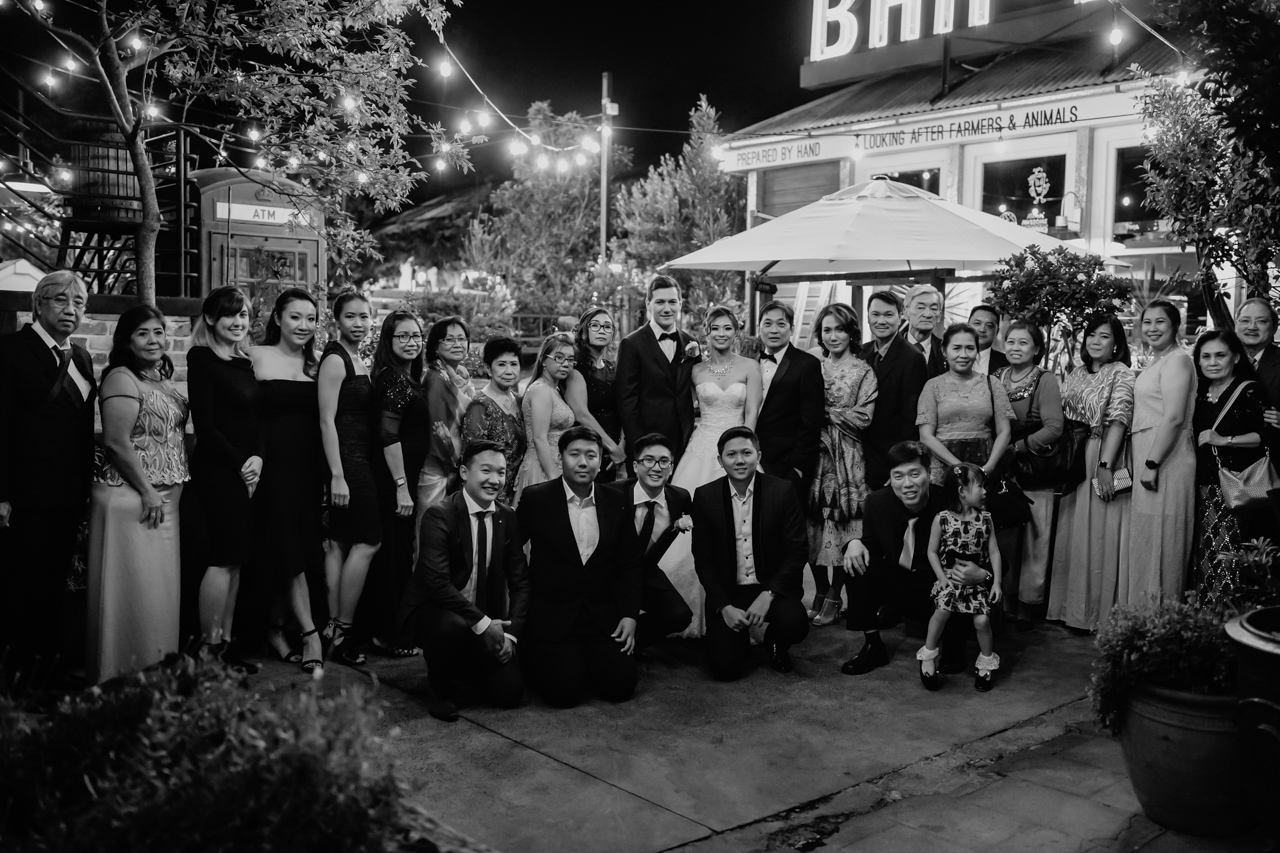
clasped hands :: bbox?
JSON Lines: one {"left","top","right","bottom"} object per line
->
{"left": 481, "top": 619, "right": 516, "bottom": 664}
{"left": 720, "top": 591, "right": 772, "bottom": 632}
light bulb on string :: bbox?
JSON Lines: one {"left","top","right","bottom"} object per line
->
{"left": 434, "top": 158, "right": 446, "bottom": 171}
{"left": 58, "top": 169, "right": 71, "bottom": 181}
{"left": 356, "top": 171, "right": 369, "bottom": 184}
{"left": 131, "top": 35, "right": 143, "bottom": 50}
{"left": 556, "top": 158, "right": 568, "bottom": 173}
{"left": 998, "top": 204, "right": 1007, "bottom": 213}
{"left": 1109, "top": 27, "right": 1122, "bottom": 45}
{"left": 33, "top": 0, "right": 44, "bottom": 10}
{"left": 146, "top": 104, "right": 159, "bottom": 118}
{"left": 574, "top": 153, "right": 586, "bottom": 166}
{"left": 440, "top": 142, "right": 452, "bottom": 153}
{"left": 254, "top": 157, "right": 267, "bottom": 169}
{"left": 477, "top": 112, "right": 490, "bottom": 127}
{"left": 342, "top": 95, "right": 357, "bottom": 111}
{"left": 438, "top": 59, "right": 453, "bottom": 78}
{"left": 530, "top": 134, "right": 541, "bottom": 146}
{"left": 460, "top": 119, "right": 472, "bottom": 134}
{"left": 248, "top": 128, "right": 261, "bottom": 142}
{"left": 64, "top": 57, "right": 77, "bottom": 71}
{"left": 43, "top": 73, "right": 56, "bottom": 87}
{"left": 509, "top": 140, "right": 528, "bottom": 156}
{"left": 288, "top": 156, "right": 300, "bottom": 169}
{"left": 535, "top": 154, "right": 549, "bottom": 170}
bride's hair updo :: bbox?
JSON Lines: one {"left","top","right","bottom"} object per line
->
{"left": 703, "top": 305, "right": 740, "bottom": 332}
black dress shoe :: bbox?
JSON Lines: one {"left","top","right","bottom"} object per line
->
{"left": 768, "top": 643, "right": 794, "bottom": 673}
{"left": 919, "top": 660, "right": 941, "bottom": 691}
{"left": 428, "top": 696, "right": 460, "bottom": 722}
{"left": 975, "top": 671, "right": 994, "bottom": 692}
{"left": 840, "top": 640, "right": 889, "bottom": 675}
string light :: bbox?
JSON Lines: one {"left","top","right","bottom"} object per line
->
{"left": 33, "top": 0, "right": 44, "bottom": 10}
{"left": 530, "top": 134, "right": 541, "bottom": 146}
{"left": 43, "top": 72, "right": 55, "bottom": 87}
{"left": 459, "top": 119, "right": 472, "bottom": 134}
{"left": 254, "top": 157, "right": 267, "bottom": 168}
{"left": 63, "top": 57, "right": 76, "bottom": 71}
{"left": 440, "top": 142, "right": 452, "bottom": 153}
{"left": 58, "top": 169, "right": 71, "bottom": 181}
{"left": 342, "top": 95, "right": 357, "bottom": 111}
{"left": 509, "top": 140, "right": 528, "bottom": 155}
{"left": 438, "top": 59, "right": 453, "bottom": 78}
{"left": 535, "top": 154, "right": 549, "bottom": 170}
{"left": 130, "top": 35, "right": 144, "bottom": 50}
{"left": 556, "top": 158, "right": 568, "bottom": 173}
{"left": 434, "top": 158, "right": 446, "bottom": 171}
{"left": 288, "top": 156, "right": 300, "bottom": 169}
{"left": 574, "top": 153, "right": 586, "bottom": 166}
{"left": 477, "top": 112, "right": 490, "bottom": 127}
{"left": 1109, "top": 27, "right": 1123, "bottom": 45}
{"left": 356, "top": 171, "right": 369, "bottom": 183}
{"left": 247, "top": 128, "right": 261, "bottom": 141}
{"left": 146, "top": 104, "right": 159, "bottom": 117}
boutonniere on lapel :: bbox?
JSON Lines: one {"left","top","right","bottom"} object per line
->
{"left": 683, "top": 340, "right": 701, "bottom": 360}
{"left": 673, "top": 514, "right": 693, "bottom": 533}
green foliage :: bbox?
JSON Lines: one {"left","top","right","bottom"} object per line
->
{"left": 0, "top": 657, "right": 482, "bottom": 852}
{"left": 1089, "top": 596, "right": 1236, "bottom": 734}
{"left": 1202, "top": 537, "right": 1280, "bottom": 616}
{"left": 612, "top": 97, "right": 747, "bottom": 328}
{"left": 1138, "top": 71, "right": 1280, "bottom": 301}
{"left": 986, "top": 246, "right": 1132, "bottom": 353}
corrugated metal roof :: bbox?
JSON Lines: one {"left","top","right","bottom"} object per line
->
{"left": 741, "top": 35, "right": 1181, "bottom": 136}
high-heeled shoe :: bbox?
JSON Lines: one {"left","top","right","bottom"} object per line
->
{"left": 267, "top": 624, "right": 302, "bottom": 664}
{"left": 812, "top": 591, "right": 843, "bottom": 626}
{"left": 299, "top": 628, "right": 324, "bottom": 676}
{"left": 328, "top": 620, "right": 366, "bottom": 667}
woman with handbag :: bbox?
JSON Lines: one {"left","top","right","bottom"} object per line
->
{"left": 1127, "top": 299, "right": 1197, "bottom": 607}
{"left": 1192, "top": 330, "right": 1269, "bottom": 590}
{"left": 995, "top": 320, "right": 1063, "bottom": 632}
{"left": 1047, "top": 314, "right": 1135, "bottom": 633}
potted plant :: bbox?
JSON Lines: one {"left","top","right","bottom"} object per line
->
{"left": 1088, "top": 595, "right": 1252, "bottom": 836}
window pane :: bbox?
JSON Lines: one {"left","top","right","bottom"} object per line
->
{"left": 981, "top": 155, "right": 1066, "bottom": 233}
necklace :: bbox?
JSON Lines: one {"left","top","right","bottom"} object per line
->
{"left": 139, "top": 367, "right": 164, "bottom": 382}
{"left": 705, "top": 355, "right": 738, "bottom": 378}
{"left": 1206, "top": 380, "right": 1232, "bottom": 403}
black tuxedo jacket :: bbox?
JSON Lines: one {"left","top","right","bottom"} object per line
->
{"left": 0, "top": 324, "right": 97, "bottom": 509}
{"left": 1252, "top": 345, "right": 1280, "bottom": 409}
{"left": 857, "top": 486, "right": 947, "bottom": 578}
{"left": 985, "top": 349, "right": 1010, "bottom": 374}
{"left": 396, "top": 492, "right": 530, "bottom": 640}
{"left": 516, "top": 478, "right": 643, "bottom": 642}
{"left": 691, "top": 473, "right": 807, "bottom": 615}
{"left": 755, "top": 345, "right": 825, "bottom": 483}
{"left": 615, "top": 325, "right": 700, "bottom": 459}
{"left": 604, "top": 478, "right": 693, "bottom": 567}
{"left": 860, "top": 336, "right": 929, "bottom": 490}
{"left": 901, "top": 329, "right": 946, "bottom": 379}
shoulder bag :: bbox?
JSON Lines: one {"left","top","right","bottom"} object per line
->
{"left": 982, "top": 375, "right": 1033, "bottom": 529}
{"left": 1211, "top": 380, "right": 1280, "bottom": 511}
{"left": 1012, "top": 367, "right": 1090, "bottom": 491}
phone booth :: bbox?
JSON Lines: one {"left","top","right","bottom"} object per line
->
{"left": 190, "top": 168, "right": 326, "bottom": 294}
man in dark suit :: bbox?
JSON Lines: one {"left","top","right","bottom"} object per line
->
{"left": 839, "top": 441, "right": 991, "bottom": 678}
{"left": 861, "top": 291, "right": 929, "bottom": 491}
{"left": 900, "top": 284, "right": 946, "bottom": 379}
{"left": 754, "top": 301, "right": 824, "bottom": 499}
{"left": 692, "top": 426, "right": 810, "bottom": 681}
{"left": 397, "top": 441, "right": 530, "bottom": 722}
{"left": 516, "top": 426, "right": 643, "bottom": 707}
{"left": 1236, "top": 298, "right": 1280, "bottom": 451}
{"left": 969, "top": 304, "right": 1009, "bottom": 374}
{"left": 616, "top": 275, "right": 700, "bottom": 465}
{"left": 0, "top": 271, "right": 97, "bottom": 691}
{"left": 603, "top": 433, "right": 694, "bottom": 650}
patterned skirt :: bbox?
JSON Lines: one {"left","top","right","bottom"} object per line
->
{"left": 808, "top": 424, "right": 868, "bottom": 564}
{"left": 932, "top": 578, "right": 992, "bottom": 616}
{"left": 1196, "top": 485, "right": 1241, "bottom": 600}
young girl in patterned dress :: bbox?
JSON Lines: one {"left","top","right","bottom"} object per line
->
{"left": 919, "top": 462, "right": 1003, "bottom": 692}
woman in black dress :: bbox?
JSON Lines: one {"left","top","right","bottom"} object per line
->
{"left": 187, "top": 286, "right": 261, "bottom": 672}
{"left": 565, "top": 307, "right": 625, "bottom": 481}
{"left": 248, "top": 288, "right": 326, "bottom": 674}
{"left": 462, "top": 336, "right": 526, "bottom": 505}
{"left": 318, "top": 289, "right": 380, "bottom": 665}
{"left": 358, "top": 310, "right": 428, "bottom": 656}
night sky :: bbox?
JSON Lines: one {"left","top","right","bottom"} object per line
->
{"left": 409, "top": 0, "right": 819, "bottom": 197}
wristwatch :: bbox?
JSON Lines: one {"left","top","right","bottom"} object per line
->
{"left": 1228, "top": 436, "right": 1236, "bottom": 447}
{"left": 1097, "top": 460, "right": 1110, "bottom": 471}
{"left": 394, "top": 476, "right": 407, "bottom": 487}
{"left": 1144, "top": 459, "right": 1161, "bottom": 471}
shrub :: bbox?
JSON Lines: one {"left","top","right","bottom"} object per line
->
{"left": 0, "top": 657, "right": 485, "bottom": 853}
{"left": 1088, "top": 597, "right": 1236, "bottom": 735}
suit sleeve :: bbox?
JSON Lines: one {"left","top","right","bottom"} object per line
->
{"left": 797, "top": 357, "right": 826, "bottom": 477}
{"left": 647, "top": 485, "right": 691, "bottom": 563}
{"left": 515, "top": 489, "right": 534, "bottom": 544}
{"left": 901, "top": 353, "right": 928, "bottom": 441}
{"left": 769, "top": 482, "right": 809, "bottom": 598}
{"left": 187, "top": 348, "right": 250, "bottom": 472}
{"left": 692, "top": 492, "right": 731, "bottom": 616}
{"left": 0, "top": 339, "right": 13, "bottom": 503}
{"left": 502, "top": 509, "right": 531, "bottom": 639}
{"left": 416, "top": 506, "right": 487, "bottom": 628}
{"left": 614, "top": 336, "right": 642, "bottom": 458}
{"left": 613, "top": 494, "right": 644, "bottom": 620}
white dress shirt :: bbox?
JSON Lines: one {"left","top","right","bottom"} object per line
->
{"left": 761, "top": 343, "right": 789, "bottom": 398}
{"left": 461, "top": 490, "right": 496, "bottom": 636}
{"left": 33, "top": 320, "right": 92, "bottom": 401}
{"left": 730, "top": 477, "right": 758, "bottom": 586}
{"left": 649, "top": 320, "right": 677, "bottom": 362}
{"left": 631, "top": 482, "right": 670, "bottom": 547}
{"left": 563, "top": 479, "right": 600, "bottom": 563}
{"left": 908, "top": 332, "right": 932, "bottom": 366}
{"left": 975, "top": 348, "right": 991, "bottom": 375}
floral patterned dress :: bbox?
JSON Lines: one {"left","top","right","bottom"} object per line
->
{"left": 808, "top": 356, "right": 878, "bottom": 565}
{"left": 931, "top": 509, "right": 994, "bottom": 616}
{"left": 462, "top": 390, "right": 527, "bottom": 506}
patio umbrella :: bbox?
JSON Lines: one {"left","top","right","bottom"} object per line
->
{"left": 663, "top": 177, "right": 1126, "bottom": 274}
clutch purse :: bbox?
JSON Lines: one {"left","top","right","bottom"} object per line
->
{"left": 1093, "top": 467, "right": 1132, "bottom": 497}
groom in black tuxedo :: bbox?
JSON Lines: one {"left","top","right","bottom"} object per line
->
{"left": 517, "top": 426, "right": 644, "bottom": 707}
{"left": 603, "top": 433, "right": 694, "bottom": 650}
{"left": 616, "top": 275, "right": 700, "bottom": 465}
{"left": 753, "top": 301, "right": 824, "bottom": 499}
{"left": 692, "top": 426, "right": 810, "bottom": 681}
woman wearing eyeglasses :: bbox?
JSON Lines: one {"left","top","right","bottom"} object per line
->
{"left": 514, "top": 333, "right": 578, "bottom": 506}
{"left": 566, "top": 307, "right": 626, "bottom": 482}
{"left": 462, "top": 336, "right": 527, "bottom": 506}
{"left": 419, "top": 316, "right": 473, "bottom": 512}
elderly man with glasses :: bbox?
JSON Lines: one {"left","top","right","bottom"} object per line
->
{"left": 0, "top": 271, "right": 98, "bottom": 692}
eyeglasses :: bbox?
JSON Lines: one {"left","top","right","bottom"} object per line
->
{"left": 586, "top": 322, "right": 614, "bottom": 333}
{"left": 441, "top": 336, "right": 469, "bottom": 345}
{"left": 393, "top": 333, "right": 424, "bottom": 344}
{"left": 638, "top": 457, "right": 673, "bottom": 470}
{"left": 548, "top": 354, "right": 577, "bottom": 366}
{"left": 44, "top": 294, "right": 87, "bottom": 311}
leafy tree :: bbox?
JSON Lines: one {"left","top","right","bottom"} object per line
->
{"left": 613, "top": 96, "right": 746, "bottom": 325}
{"left": 1138, "top": 71, "right": 1280, "bottom": 314}
{"left": 463, "top": 101, "right": 632, "bottom": 314}
{"left": 11, "top": 0, "right": 470, "bottom": 305}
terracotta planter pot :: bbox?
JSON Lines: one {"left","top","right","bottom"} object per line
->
{"left": 1226, "top": 607, "right": 1280, "bottom": 830}
{"left": 1119, "top": 683, "right": 1255, "bottom": 837}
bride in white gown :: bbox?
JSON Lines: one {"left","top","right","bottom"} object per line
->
{"left": 663, "top": 306, "right": 762, "bottom": 637}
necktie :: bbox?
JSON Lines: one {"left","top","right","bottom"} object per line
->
{"left": 638, "top": 500, "right": 657, "bottom": 552}
{"left": 53, "top": 346, "right": 85, "bottom": 406}
{"left": 761, "top": 352, "right": 777, "bottom": 364}
{"left": 54, "top": 345, "right": 69, "bottom": 367}
{"left": 474, "top": 510, "right": 490, "bottom": 611}
{"left": 658, "top": 332, "right": 678, "bottom": 342}
{"left": 898, "top": 517, "right": 917, "bottom": 570}
{"left": 915, "top": 340, "right": 926, "bottom": 355}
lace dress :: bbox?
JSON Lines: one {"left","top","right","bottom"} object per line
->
{"left": 513, "top": 379, "right": 575, "bottom": 506}
{"left": 916, "top": 372, "right": 1015, "bottom": 484}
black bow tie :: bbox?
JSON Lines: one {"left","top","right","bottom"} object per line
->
{"left": 658, "top": 332, "right": 679, "bottom": 343}
{"left": 761, "top": 352, "right": 777, "bottom": 364}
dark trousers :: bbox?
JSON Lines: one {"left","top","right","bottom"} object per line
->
{"left": 845, "top": 563, "right": 967, "bottom": 663}
{"left": 705, "top": 585, "right": 809, "bottom": 681}
{"left": 525, "top": 614, "right": 638, "bottom": 708}
{"left": 0, "top": 506, "right": 80, "bottom": 685}
{"left": 637, "top": 563, "right": 693, "bottom": 647}
{"left": 414, "top": 608, "right": 524, "bottom": 709}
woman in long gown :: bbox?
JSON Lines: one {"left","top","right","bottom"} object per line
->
{"left": 807, "top": 304, "right": 877, "bottom": 626}
{"left": 249, "top": 288, "right": 326, "bottom": 674}
{"left": 514, "top": 333, "right": 577, "bottom": 506}
{"left": 417, "top": 315, "right": 473, "bottom": 517}
{"left": 1128, "top": 298, "right": 1197, "bottom": 606}
{"left": 565, "top": 307, "right": 626, "bottom": 482}
{"left": 665, "top": 306, "right": 762, "bottom": 637}
{"left": 89, "top": 305, "right": 189, "bottom": 683}
{"left": 1047, "top": 314, "right": 1135, "bottom": 632}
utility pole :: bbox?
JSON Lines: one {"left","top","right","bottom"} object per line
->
{"left": 599, "top": 72, "right": 616, "bottom": 265}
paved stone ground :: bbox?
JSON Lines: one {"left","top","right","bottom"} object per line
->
{"left": 246, "top": 614, "right": 1278, "bottom": 853}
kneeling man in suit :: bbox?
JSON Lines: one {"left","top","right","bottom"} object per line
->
{"left": 692, "top": 425, "right": 810, "bottom": 681}
{"left": 397, "top": 440, "right": 530, "bottom": 722}
{"left": 517, "top": 426, "right": 643, "bottom": 707}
